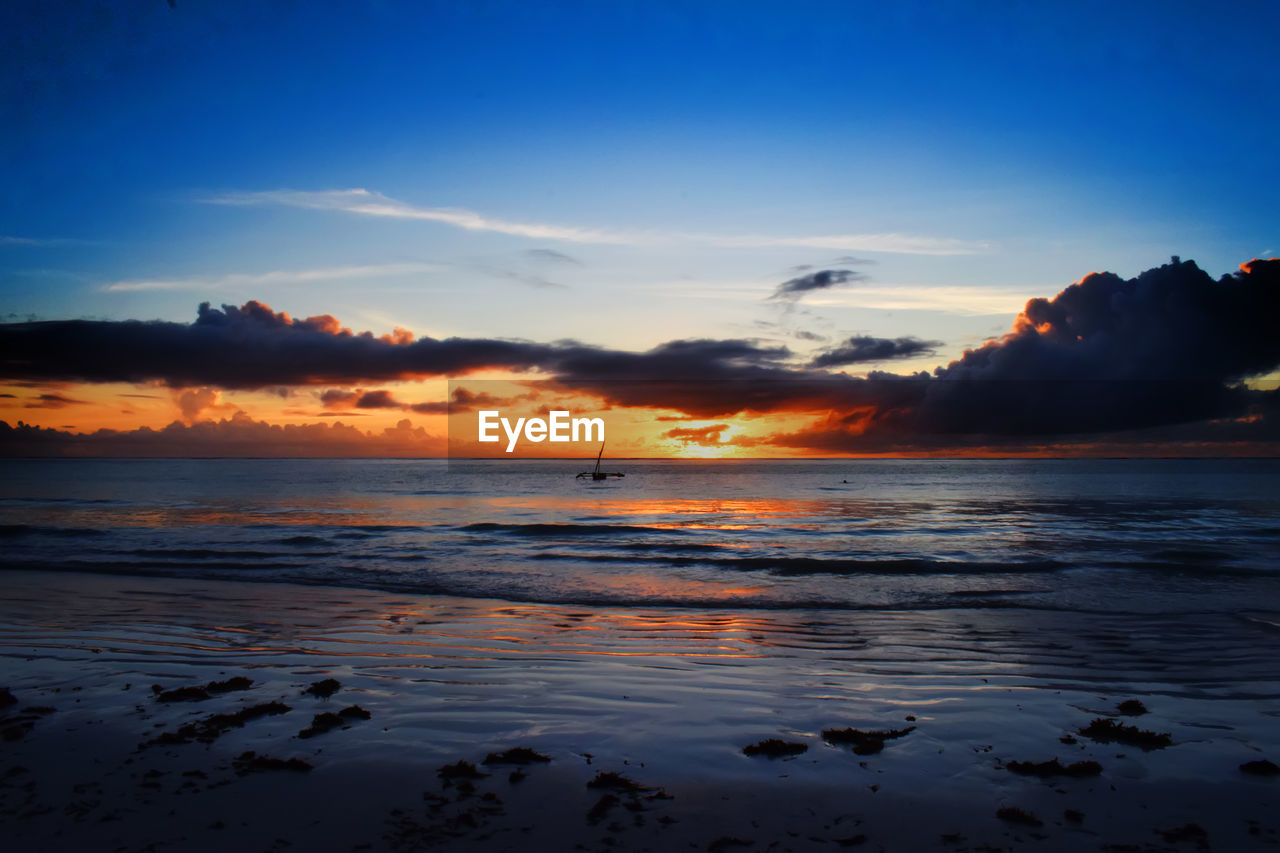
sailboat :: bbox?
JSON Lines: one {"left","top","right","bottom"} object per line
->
{"left": 576, "top": 441, "right": 625, "bottom": 480}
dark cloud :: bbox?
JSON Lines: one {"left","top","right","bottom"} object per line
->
{"left": 769, "top": 269, "right": 869, "bottom": 300}
{"left": 353, "top": 390, "right": 400, "bottom": 409}
{"left": 3, "top": 258, "right": 1279, "bottom": 454}
{"left": 25, "top": 392, "right": 88, "bottom": 409}
{"left": 0, "top": 414, "right": 443, "bottom": 458}
{"left": 0, "top": 300, "right": 590, "bottom": 389}
{"left": 663, "top": 423, "right": 731, "bottom": 445}
{"left": 810, "top": 335, "right": 941, "bottom": 367}
{"left": 792, "top": 330, "right": 828, "bottom": 343}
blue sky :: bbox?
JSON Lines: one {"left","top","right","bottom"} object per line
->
{"left": 3, "top": 0, "right": 1277, "bottom": 362}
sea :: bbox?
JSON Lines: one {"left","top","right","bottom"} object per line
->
{"left": 2, "top": 456, "right": 1279, "bottom": 820}
{"left": 1, "top": 457, "right": 1277, "bottom": 618}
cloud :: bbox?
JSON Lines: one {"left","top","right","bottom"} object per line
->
{"left": 525, "top": 249, "right": 581, "bottom": 265}
{"left": 1, "top": 236, "right": 101, "bottom": 248}
{"left": 0, "top": 413, "right": 444, "bottom": 458}
{"left": 0, "top": 300, "right": 798, "bottom": 393}
{"left": 4, "top": 258, "right": 1279, "bottom": 454}
{"left": 663, "top": 423, "right": 731, "bottom": 445}
{"left": 104, "top": 262, "right": 441, "bottom": 293}
{"left": 802, "top": 284, "right": 1041, "bottom": 315}
{"left": 810, "top": 336, "right": 942, "bottom": 368}
{"left": 24, "top": 392, "right": 88, "bottom": 409}
{"left": 204, "top": 188, "right": 988, "bottom": 256}
{"left": 175, "top": 387, "right": 223, "bottom": 422}
{"left": 769, "top": 269, "right": 870, "bottom": 301}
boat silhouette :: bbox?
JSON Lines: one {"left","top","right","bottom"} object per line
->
{"left": 576, "top": 441, "right": 625, "bottom": 480}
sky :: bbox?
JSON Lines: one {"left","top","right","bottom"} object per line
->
{"left": 2, "top": 0, "right": 1278, "bottom": 457}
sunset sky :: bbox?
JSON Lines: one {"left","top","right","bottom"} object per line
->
{"left": 2, "top": 1, "right": 1278, "bottom": 457}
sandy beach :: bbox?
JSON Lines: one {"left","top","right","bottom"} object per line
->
{"left": 3, "top": 568, "right": 1278, "bottom": 851}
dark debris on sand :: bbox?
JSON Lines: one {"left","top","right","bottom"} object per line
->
{"left": 822, "top": 726, "right": 915, "bottom": 755}
{"left": 1116, "top": 699, "right": 1148, "bottom": 716}
{"left": 482, "top": 747, "right": 550, "bottom": 765}
{"left": 206, "top": 676, "right": 253, "bottom": 694}
{"left": 153, "top": 685, "right": 211, "bottom": 703}
{"left": 1240, "top": 759, "right": 1280, "bottom": 776}
{"left": 996, "top": 806, "right": 1043, "bottom": 827}
{"left": 1005, "top": 758, "right": 1102, "bottom": 778}
{"left": 1078, "top": 718, "right": 1171, "bottom": 750}
{"left": 232, "top": 751, "right": 312, "bottom": 775}
{"left": 0, "top": 688, "right": 15, "bottom": 709}
{"left": 587, "top": 793, "right": 620, "bottom": 824}
{"left": 146, "top": 701, "right": 291, "bottom": 747}
{"left": 437, "top": 761, "right": 486, "bottom": 782}
{"left": 152, "top": 676, "right": 254, "bottom": 703}
{"left": 1157, "top": 822, "right": 1210, "bottom": 848}
{"left": 298, "top": 712, "right": 347, "bottom": 739}
{"left": 303, "top": 678, "right": 342, "bottom": 698}
{"left": 742, "top": 738, "right": 807, "bottom": 758}
{"left": 296, "top": 704, "right": 369, "bottom": 736}
{"left": 587, "top": 771, "right": 646, "bottom": 793}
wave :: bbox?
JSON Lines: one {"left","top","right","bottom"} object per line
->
{"left": 0, "top": 524, "right": 109, "bottom": 538}
{"left": 459, "top": 522, "right": 681, "bottom": 537}
{"left": 526, "top": 551, "right": 1068, "bottom": 575}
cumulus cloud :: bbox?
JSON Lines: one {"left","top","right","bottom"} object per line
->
{"left": 175, "top": 387, "right": 223, "bottom": 422}
{"left": 810, "top": 336, "right": 942, "bottom": 368}
{"left": 3, "top": 257, "right": 1278, "bottom": 454}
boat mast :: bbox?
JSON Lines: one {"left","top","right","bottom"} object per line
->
{"left": 594, "top": 441, "right": 605, "bottom": 475}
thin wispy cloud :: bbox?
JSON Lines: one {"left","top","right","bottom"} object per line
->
{"left": 204, "top": 188, "right": 989, "bottom": 256}
{"left": 2, "top": 236, "right": 103, "bottom": 248}
{"left": 103, "top": 261, "right": 442, "bottom": 293}
{"left": 807, "top": 284, "right": 1043, "bottom": 316}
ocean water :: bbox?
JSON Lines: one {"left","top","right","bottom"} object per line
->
{"left": 1, "top": 457, "right": 1278, "bottom": 618}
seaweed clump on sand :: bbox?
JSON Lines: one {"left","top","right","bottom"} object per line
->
{"left": 232, "top": 751, "right": 312, "bottom": 775}
{"left": 1116, "top": 699, "right": 1148, "bottom": 716}
{"left": 153, "top": 685, "right": 211, "bottom": 703}
{"left": 1006, "top": 758, "right": 1102, "bottom": 778}
{"left": 584, "top": 771, "right": 672, "bottom": 825}
{"left": 996, "top": 806, "right": 1043, "bottom": 827}
{"left": 1240, "top": 759, "right": 1280, "bottom": 776}
{"left": 1157, "top": 823, "right": 1209, "bottom": 847}
{"left": 206, "top": 677, "right": 254, "bottom": 694}
{"left": 438, "top": 761, "right": 486, "bottom": 782}
{"left": 1078, "top": 718, "right": 1171, "bottom": 750}
{"left": 298, "top": 712, "right": 346, "bottom": 739}
{"left": 303, "top": 678, "right": 341, "bottom": 698}
{"left": 152, "top": 677, "right": 255, "bottom": 703}
{"left": 482, "top": 747, "right": 550, "bottom": 765}
{"left": 742, "top": 738, "right": 807, "bottom": 758}
{"left": 297, "top": 705, "right": 369, "bottom": 737}
{"left": 146, "top": 701, "right": 291, "bottom": 746}
{"left": 822, "top": 726, "right": 915, "bottom": 755}
{"left": 586, "top": 771, "right": 646, "bottom": 793}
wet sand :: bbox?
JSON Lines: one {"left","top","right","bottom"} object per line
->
{"left": 2, "top": 569, "right": 1278, "bottom": 851}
